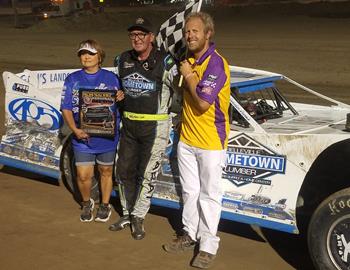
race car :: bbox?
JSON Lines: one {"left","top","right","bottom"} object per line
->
{"left": 1, "top": 66, "right": 350, "bottom": 270}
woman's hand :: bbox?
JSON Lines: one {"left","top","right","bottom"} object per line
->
{"left": 74, "top": 128, "right": 89, "bottom": 140}
{"left": 116, "top": 90, "right": 124, "bottom": 102}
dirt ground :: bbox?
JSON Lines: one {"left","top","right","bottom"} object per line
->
{"left": 0, "top": 2, "right": 350, "bottom": 270}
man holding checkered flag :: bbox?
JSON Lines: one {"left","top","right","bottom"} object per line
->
{"left": 162, "top": 6, "right": 231, "bottom": 270}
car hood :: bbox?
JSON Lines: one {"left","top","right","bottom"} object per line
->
{"left": 261, "top": 103, "right": 350, "bottom": 135}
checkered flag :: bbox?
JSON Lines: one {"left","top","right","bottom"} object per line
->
{"left": 156, "top": 0, "right": 202, "bottom": 59}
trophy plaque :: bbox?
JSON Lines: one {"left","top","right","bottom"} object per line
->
{"left": 79, "top": 89, "right": 116, "bottom": 138}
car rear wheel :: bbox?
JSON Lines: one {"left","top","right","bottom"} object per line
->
{"left": 308, "top": 188, "right": 350, "bottom": 270}
{"left": 61, "top": 138, "right": 100, "bottom": 203}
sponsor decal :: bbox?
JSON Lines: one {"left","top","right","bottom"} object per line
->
{"left": 171, "top": 65, "right": 178, "bottom": 77}
{"left": 122, "top": 72, "right": 156, "bottom": 97}
{"left": 142, "top": 62, "right": 149, "bottom": 70}
{"left": 72, "top": 89, "right": 79, "bottom": 109}
{"left": 207, "top": 74, "right": 217, "bottom": 82}
{"left": 20, "top": 74, "right": 30, "bottom": 83}
{"left": 166, "top": 57, "right": 174, "bottom": 66}
{"left": 96, "top": 83, "right": 108, "bottom": 90}
{"left": 0, "top": 143, "right": 60, "bottom": 168}
{"left": 335, "top": 233, "right": 350, "bottom": 263}
{"left": 8, "top": 98, "right": 62, "bottom": 130}
{"left": 31, "top": 139, "right": 56, "bottom": 155}
{"left": 3, "top": 134, "right": 28, "bottom": 143}
{"left": 201, "top": 86, "right": 213, "bottom": 95}
{"left": 161, "top": 130, "right": 179, "bottom": 177}
{"left": 203, "top": 77, "right": 217, "bottom": 88}
{"left": 223, "top": 133, "right": 286, "bottom": 187}
{"left": 12, "top": 83, "right": 29, "bottom": 94}
{"left": 123, "top": 62, "right": 135, "bottom": 68}
{"left": 328, "top": 215, "right": 350, "bottom": 265}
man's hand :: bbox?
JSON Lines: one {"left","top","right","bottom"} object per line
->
{"left": 179, "top": 60, "right": 210, "bottom": 114}
{"left": 180, "top": 60, "right": 193, "bottom": 78}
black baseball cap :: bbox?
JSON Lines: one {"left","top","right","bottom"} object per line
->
{"left": 127, "top": 17, "right": 154, "bottom": 33}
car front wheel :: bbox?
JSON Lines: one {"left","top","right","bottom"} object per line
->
{"left": 308, "top": 188, "right": 350, "bottom": 270}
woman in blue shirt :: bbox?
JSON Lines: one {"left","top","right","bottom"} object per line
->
{"left": 61, "top": 39, "right": 124, "bottom": 223}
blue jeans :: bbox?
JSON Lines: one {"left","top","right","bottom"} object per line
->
{"left": 74, "top": 150, "right": 116, "bottom": 166}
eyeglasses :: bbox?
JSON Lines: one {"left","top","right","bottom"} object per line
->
{"left": 128, "top": 32, "right": 148, "bottom": 40}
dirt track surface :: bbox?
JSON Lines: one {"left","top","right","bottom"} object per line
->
{"left": 0, "top": 171, "right": 311, "bottom": 270}
{"left": 0, "top": 2, "right": 350, "bottom": 270}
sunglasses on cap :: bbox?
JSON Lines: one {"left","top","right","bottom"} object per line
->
{"left": 78, "top": 50, "right": 98, "bottom": 56}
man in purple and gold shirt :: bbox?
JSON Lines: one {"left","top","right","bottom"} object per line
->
{"left": 163, "top": 11, "right": 230, "bottom": 269}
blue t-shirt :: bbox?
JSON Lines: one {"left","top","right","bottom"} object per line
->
{"left": 60, "top": 68, "right": 121, "bottom": 153}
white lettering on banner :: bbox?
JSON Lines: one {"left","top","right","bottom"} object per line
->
{"left": 226, "top": 153, "right": 284, "bottom": 172}
{"left": 37, "top": 73, "right": 47, "bottom": 85}
{"left": 50, "top": 72, "right": 69, "bottom": 83}
{"left": 37, "top": 72, "right": 70, "bottom": 86}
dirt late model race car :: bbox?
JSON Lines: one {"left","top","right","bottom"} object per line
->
{"left": 2, "top": 66, "right": 350, "bottom": 270}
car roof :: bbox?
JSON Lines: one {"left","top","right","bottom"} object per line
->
{"left": 230, "top": 66, "right": 283, "bottom": 93}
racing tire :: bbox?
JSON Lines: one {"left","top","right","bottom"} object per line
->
{"left": 61, "top": 138, "right": 100, "bottom": 203}
{"left": 308, "top": 188, "right": 350, "bottom": 270}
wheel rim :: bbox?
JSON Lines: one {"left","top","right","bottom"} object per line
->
{"left": 327, "top": 214, "right": 350, "bottom": 270}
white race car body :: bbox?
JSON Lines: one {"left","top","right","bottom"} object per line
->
{"left": 2, "top": 66, "right": 350, "bottom": 236}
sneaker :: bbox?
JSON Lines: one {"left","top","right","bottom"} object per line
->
{"left": 80, "top": 198, "right": 95, "bottom": 222}
{"left": 191, "top": 251, "right": 216, "bottom": 269}
{"left": 109, "top": 215, "right": 130, "bottom": 231}
{"left": 95, "top": 203, "right": 112, "bottom": 222}
{"left": 130, "top": 215, "right": 145, "bottom": 240}
{"left": 163, "top": 232, "right": 196, "bottom": 253}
